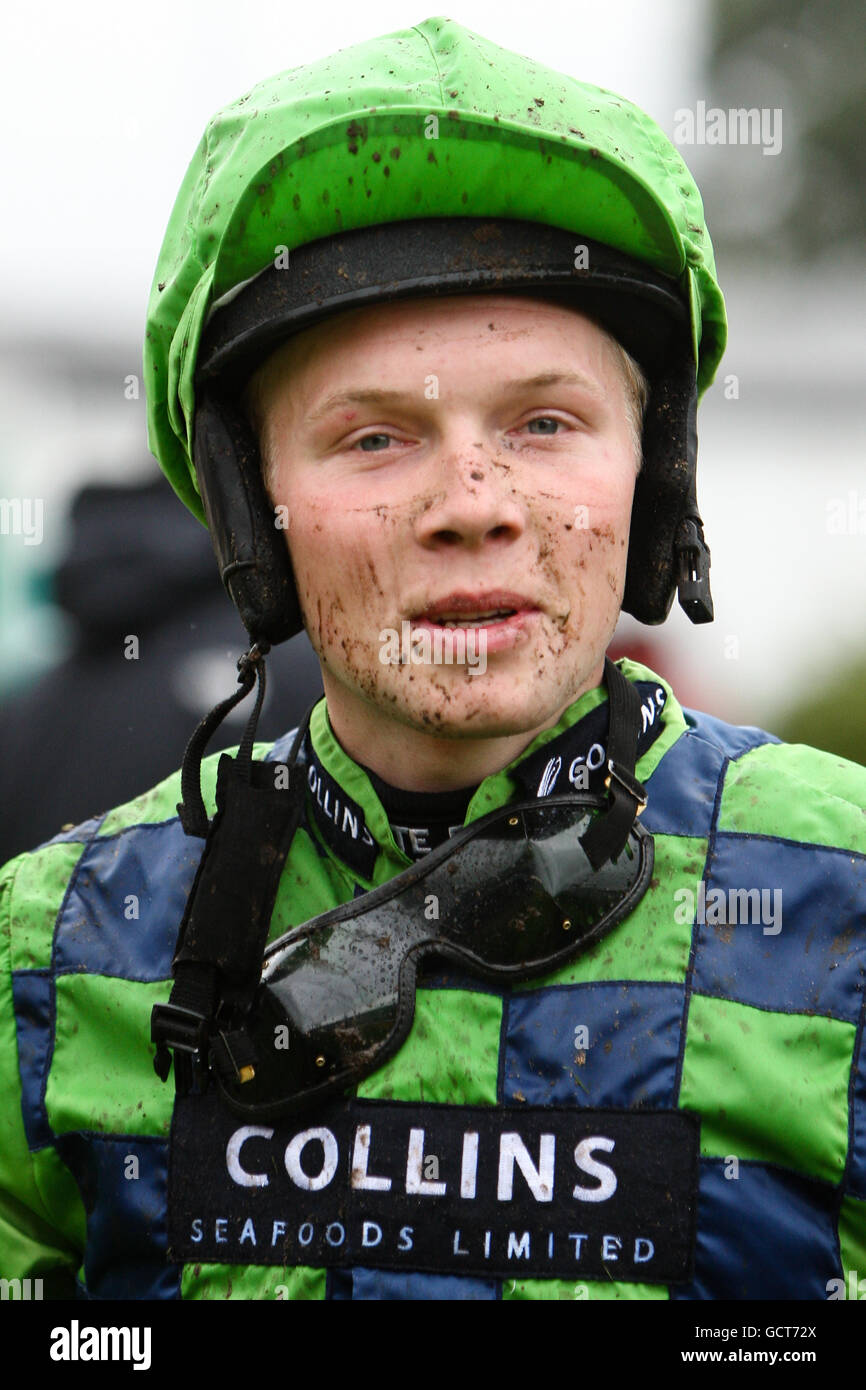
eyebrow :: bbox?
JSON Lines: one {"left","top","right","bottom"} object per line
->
{"left": 306, "top": 371, "right": 603, "bottom": 424}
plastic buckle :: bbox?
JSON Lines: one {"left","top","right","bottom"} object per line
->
{"left": 675, "top": 517, "right": 714, "bottom": 623}
{"left": 150, "top": 1002, "right": 210, "bottom": 1084}
{"left": 604, "top": 759, "right": 648, "bottom": 816}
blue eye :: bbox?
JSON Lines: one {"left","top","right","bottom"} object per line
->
{"left": 357, "top": 433, "right": 393, "bottom": 452}
{"left": 526, "top": 417, "right": 561, "bottom": 435}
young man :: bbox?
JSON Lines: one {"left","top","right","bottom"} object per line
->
{"left": 1, "top": 17, "right": 864, "bottom": 1304}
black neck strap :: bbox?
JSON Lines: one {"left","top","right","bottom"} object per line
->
{"left": 152, "top": 686, "right": 316, "bottom": 1094}
{"left": 580, "top": 658, "right": 647, "bottom": 870}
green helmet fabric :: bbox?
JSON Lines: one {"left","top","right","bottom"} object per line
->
{"left": 144, "top": 14, "right": 727, "bottom": 524}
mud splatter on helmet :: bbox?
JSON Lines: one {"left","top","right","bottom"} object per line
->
{"left": 144, "top": 15, "right": 727, "bottom": 645}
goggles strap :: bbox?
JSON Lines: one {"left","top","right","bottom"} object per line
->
{"left": 152, "top": 702, "right": 315, "bottom": 1093}
{"left": 580, "top": 658, "right": 647, "bottom": 871}
{"left": 176, "top": 641, "right": 271, "bottom": 838}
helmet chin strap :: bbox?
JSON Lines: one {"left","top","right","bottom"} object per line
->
{"left": 675, "top": 513, "right": 713, "bottom": 623}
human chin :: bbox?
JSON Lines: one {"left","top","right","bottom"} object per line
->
{"left": 367, "top": 671, "right": 554, "bottom": 740}
{"left": 358, "top": 622, "right": 575, "bottom": 738}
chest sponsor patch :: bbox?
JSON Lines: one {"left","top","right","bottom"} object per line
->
{"left": 169, "top": 1094, "right": 699, "bottom": 1282}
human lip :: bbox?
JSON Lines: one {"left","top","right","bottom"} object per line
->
{"left": 408, "top": 591, "right": 541, "bottom": 653}
{"left": 412, "top": 590, "right": 541, "bottom": 623}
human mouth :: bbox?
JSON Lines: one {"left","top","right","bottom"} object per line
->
{"left": 409, "top": 591, "right": 541, "bottom": 652}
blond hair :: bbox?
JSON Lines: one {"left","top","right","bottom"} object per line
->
{"left": 610, "top": 338, "right": 649, "bottom": 472}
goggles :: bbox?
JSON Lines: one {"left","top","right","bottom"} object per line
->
{"left": 154, "top": 656, "right": 653, "bottom": 1118}
{"left": 210, "top": 791, "right": 653, "bottom": 1120}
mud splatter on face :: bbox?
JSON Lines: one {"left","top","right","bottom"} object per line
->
{"left": 258, "top": 294, "right": 637, "bottom": 782}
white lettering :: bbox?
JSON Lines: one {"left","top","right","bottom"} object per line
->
{"left": 226, "top": 1125, "right": 273, "bottom": 1188}
{"left": 497, "top": 1133, "right": 555, "bottom": 1202}
{"left": 49, "top": 1327, "right": 69, "bottom": 1362}
{"left": 351, "top": 1125, "right": 392, "bottom": 1191}
{"left": 572, "top": 1137, "right": 617, "bottom": 1202}
{"left": 49, "top": 1323, "right": 152, "bottom": 1370}
{"left": 0, "top": 1277, "right": 43, "bottom": 1300}
{"left": 406, "top": 1128, "right": 447, "bottom": 1195}
{"left": 586, "top": 742, "right": 605, "bottom": 771}
{"left": 537, "top": 756, "right": 562, "bottom": 797}
{"left": 507, "top": 1231, "right": 531, "bottom": 1260}
{"left": 460, "top": 1132, "right": 479, "bottom": 1198}
{"left": 408, "top": 827, "right": 430, "bottom": 855}
{"left": 284, "top": 1127, "right": 339, "bottom": 1191}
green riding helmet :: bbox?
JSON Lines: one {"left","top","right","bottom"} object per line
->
{"left": 144, "top": 14, "right": 727, "bottom": 646}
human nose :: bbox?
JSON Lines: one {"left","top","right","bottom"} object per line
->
{"left": 412, "top": 440, "right": 526, "bottom": 551}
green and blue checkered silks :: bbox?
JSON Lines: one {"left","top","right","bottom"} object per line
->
{"left": 1, "top": 659, "right": 865, "bottom": 1300}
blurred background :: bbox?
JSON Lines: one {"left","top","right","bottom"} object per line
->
{"left": 1, "top": 0, "right": 864, "bottom": 862}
